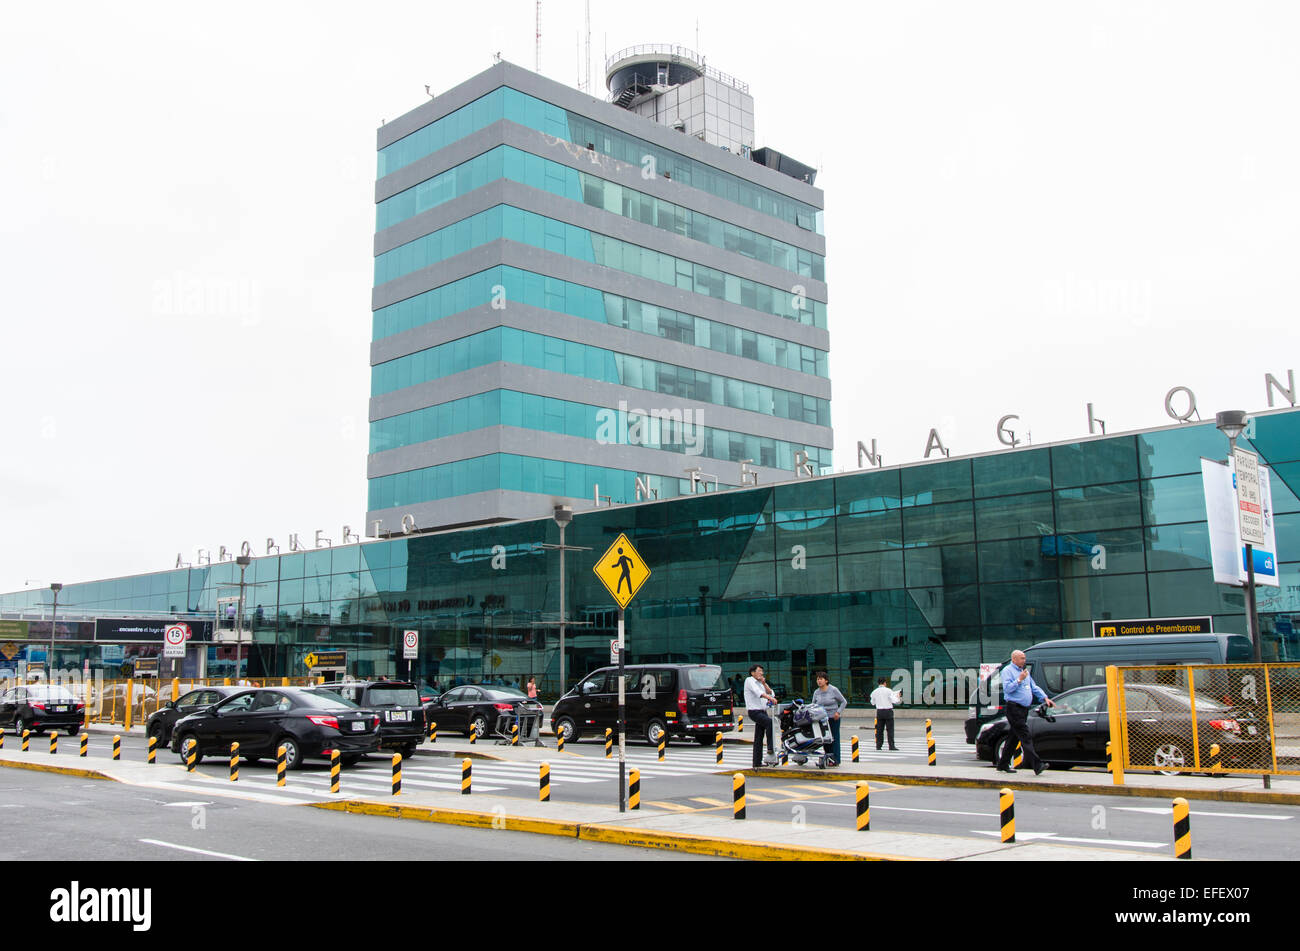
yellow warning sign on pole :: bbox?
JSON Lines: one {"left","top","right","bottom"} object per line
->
{"left": 593, "top": 533, "right": 651, "bottom": 609}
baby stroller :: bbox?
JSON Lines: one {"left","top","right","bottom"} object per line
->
{"left": 778, "top": 699, "right": 834, "bottom": 768}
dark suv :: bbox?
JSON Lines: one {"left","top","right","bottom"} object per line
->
{"left": 552, "top": 664, "right": 734, "bottom": 746}
{"left": 308, "top": 681, "right": 426, "bottom": 759}
{"left": 0, "top": 684, "right": 85, "bottom": 736}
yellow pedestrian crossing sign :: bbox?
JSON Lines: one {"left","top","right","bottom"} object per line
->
{"left": 593, "top": 533, "right": 651, "bottom": 609}
{"left": 304, "top": 653, "right": 318, "bottom": 669}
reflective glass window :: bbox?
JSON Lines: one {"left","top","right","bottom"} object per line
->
{"left": 1050, "top": 438, "right": 1138, "bottom": 488}
{"left": 973, "top": 448, "right": 1052, "bottom": 498}
{"left": 974, "top": 492, "right": 1054, "bottom": 540}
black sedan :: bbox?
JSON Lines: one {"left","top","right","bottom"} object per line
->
{"left": 145, "top": 685, "right": 245, "bottom": 747}
{"left": 424, "top": 685, "right": 544, "bottom": 740}
{"left": 974, "top": 683, "right": 1270, "bottom": 774}
{"left": 170, "top": 687, "right": 381, "bottom": 769}
{"left": 0, "top": 685, "right": 85, "bottom": 736}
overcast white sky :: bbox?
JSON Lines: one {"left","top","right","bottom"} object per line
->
{"left": 1, "top": 1, "right": 1296, "bottom": 594}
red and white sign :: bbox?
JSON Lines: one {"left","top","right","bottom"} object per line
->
{"left": 403, "top": 629, "right": 419, "bottom": 660}
{"left": 164, "top": 623, "right": 190, "bottom": 658}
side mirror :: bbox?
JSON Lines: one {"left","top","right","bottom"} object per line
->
{"left": 206, "top": 705, "right": 221, "bottom": 716}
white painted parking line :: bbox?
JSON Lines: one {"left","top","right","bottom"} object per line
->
{"left": 1114, "top": 807, "right": 1295, "bottom": 821}
{"left": 140, "top": 838, "right": 257, "bottom": 861}
{"left": 968, "top": 830, "right": 1166, "bottom": 849}
{"left": 815, "top": 802, "right": 992, "bottom": 818}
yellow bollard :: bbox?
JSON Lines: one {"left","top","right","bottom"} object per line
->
{"left": 470, "top": 724, "right": 477, "bottom": 745}
{"left": 851, "top": 735, "right": 860, "bottom": 762}
{"left": 81, "top": 733, "right": 89, "bottom": 758}
{"left": 629, "top": 768, "right": 640, "bottom": 810}
{"left": 392, "top": 753, "right": 402, "bottom": 796}
{"left": 429, "top": 721, "right": 437, "bottom": 744}
{"left": 171, "top": 678, "right": 179, "bottom": 703}
{"left": 1000, "top": 788, "right": 1015, "bottom": 843}
{"left": 330, "top": 749, "right": 341, "bottom": 794}
{"left": 1013, "top": 742, "right": 1023, "bottom": 770}
{"left": 715, "top": 731, "right": 723, "bottom": 765}
{"left": 539, "top": 761, "right": 550, "bottom": 801}
{"left": 1173, "top": 798, "right": 1191, "bottom": 859}
{"left": 511, "top": 722, "right": 519, "bottom": 747}
{"left": 21, "top": 730, "right": 30, "bottom": 753}
{"left": 605, "top": 728, "right": 612, "bottom": 758}
{"left": 0, "top": 728, "right": 4, "bottom": 749}
{"left": 926, "top": 718, "right": 936, "bottom": 766}
{"left": 1208, "top": 743, "right": 1222, "bottom": 773}
{"left": 557, "top": 729, "right": 565, "bottom": 753}
{"left": 856, "top": 782, "right": 870, "bottom": 831}
{"left": 276, "top": 745, "right": 287, "bottom": 787}
{"left": 230, "top": 743, "right": 239, "bottom": 782}
{"left": 658, "top": 737, "right": 665, "bottom": 762}
{"left": 112, "top": 734, "right": 121, "bottom": 760}
{"left": 147, "top": 735, "right": 156, "bottom": 764}
{"left": 732, "top": 772, "right": 745, "bottom": 820}
{"left": 49, "top": 732, "right": 57, "bottom": 755}
{"left": 461, "top": 758, "right": 472, "bottom": 795}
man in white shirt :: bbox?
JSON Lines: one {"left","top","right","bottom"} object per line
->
{"left": 869, "top": 677, "right": 901, "bottom": 750}
{"left": 743, "top": 664, "right": 778, "bottom": 768}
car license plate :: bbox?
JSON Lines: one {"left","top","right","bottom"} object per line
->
{"left": 53, "top": 706, "right": 67, "bottom": 713}
{"left": 388, "top": 711, "right": 409, "bottom": 722}
{"left": 351, "top": 721, "right": 364, "bottom": 732}
{"left": 1248, "top": 725, "right": 1257, "bottom": 735}
{"left": 707, "top": 708, "right": 717, "bottom": 716}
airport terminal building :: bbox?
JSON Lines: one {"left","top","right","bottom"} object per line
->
{"left": 3, "top": 408, "right": 1296, "bottom": 704}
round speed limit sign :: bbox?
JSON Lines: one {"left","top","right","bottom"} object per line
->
{"left": 403, "top": 629, "right": 419, "bottom": 660}
{"left": 164, "top": 624, "right": 187, "bottom": 658}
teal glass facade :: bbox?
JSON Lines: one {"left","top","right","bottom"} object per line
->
{"left": 7, "top": 410, "right": 1298, "bottom": 703}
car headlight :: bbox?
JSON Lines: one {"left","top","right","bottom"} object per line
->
{"left": 977, "top": 723, "right": 995, "bottom": 738}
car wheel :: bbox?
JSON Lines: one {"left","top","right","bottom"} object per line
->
{"left": 1152, "top": 739, "right": 1188, "bottom": 776}
{"left": 554, "top": 716, "right": 579, "bottom": 743}
{"left": 66, "top": 726, "right": 79, "bottom": 737}
{"left": 277, "top": 736, "right": 304, "bottom": 770}
{"left": 147, "top": 720, "right": 167, "bottom": 746}
{"left": 643, "top": 719, "right": 667, "bottom": 747}
{"left": 469, "top": 714, "right": 490, "bottom": 740}
{"left": 177, "top": 734, "right": 203, "bottom": 765}
{"left": 14, "top": 716, "right": 27, "bottom": 737}
{"left": 993, "top": 734, "right": 1014, "bottom": 767}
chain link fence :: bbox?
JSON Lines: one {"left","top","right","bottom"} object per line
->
{"left": 1112, "top": 663, "right": 1300, "bottom": 776}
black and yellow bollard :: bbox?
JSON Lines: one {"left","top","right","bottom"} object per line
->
{"left": 81, "top": 733, "right": 89, "bottom": 758}
{"left": 429, "top": 721, "right": 437, "bottom": 744}
{"left": 856, "top": 782, "right": 870, "bottom": 831}
{"left": 147, "top": 735, "right": 156, "bottom": 764}
{"left": 605, "top": 728, "right": 613, "bottom": 758}
{"left": 732, "top": 772, "right": 746, "bottom": 820}
{"left": 511, "top": 722, "right": 519, "bottom": 746}
{"left": 737, "top": 715, "right": 744, "bottom": 734}
{"left": 185, "top": 739, "right": 196, "bottom": 773}
{"left": 1000, "top": 787, "right": 1016, "bottom": 843}
{"left": 22, "top": 729, "right": 30, "bottom": 752}
{"left": 629, "top": 768, "right": 640, "bottom": 810}
{"left": 851, "top": 735, "right": 860, "bottom": 763}
{"left": 1208, "top": 742, "right": 1222, "bottom": 773}
{"left": 539, "top": 761, "right": 550, "bottom": 802}
{"left": 276, "top": 745, "right": 287, "bottom": 787}
{"left": 1173, "top": 797, "right": 1191, "bottom": 859}
{"left": 715, "top": 731, "right": 723, "bottom": 765}
{"left": 49, "top": 732, "right": 57, "bottom": 755}
{"left": 112, "top": 734, "right": 121, "bottom": 760}
{"left": 556, "top": 730, "right": 565, "bottom": 753}
{"left": 657, "top": 737, "right": 665, "bottom": 762}
{"left": 330, "top": 749, "right": 341, "bottom": 795}
{"left": 926, "top": 719, "right": 936, "bottom": 766}
{"left": 0, "top": 727, "right": 5, "bottom": 749}
{"left": 392, "top": 752, "right": 402, "bottom": 796}
{"left": 1013, "top": 741, "right": 1023, "bottom": 770}
{"left": 461, "top": 758, "right": 472, "bottom": 795}
{"left": 469, "top": 724, "right": 477, "bottom": 745}
{"left": 1106, "top": 739, "right": 1114, "bottom": 777}
{"left": 230, "top": 742, "right": 239, "bottom": 782}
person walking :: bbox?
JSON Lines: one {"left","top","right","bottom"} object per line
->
{"left": 526, "top": 675, "right": 538, "bottom": 700}
{"left": 744, "top": 664, "right": 778, "bottom": 768}
{"left": 869, "top": 677, "right": 900, "bottom": 750}
{"left": 996, "top": 650, "right": 1055, "bottom": 774}
{"left": 812, "top": 670, "right": 847, "bottom": 766}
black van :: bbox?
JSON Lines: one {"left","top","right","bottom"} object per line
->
{"left": 308, "top": 680, "right": 426, "bottom": 759}
{"left": 551, "top": 664, "right": 734, "bottom": 746}
{"left": 964, "top": 633, "right": 1255, "bottom": 743}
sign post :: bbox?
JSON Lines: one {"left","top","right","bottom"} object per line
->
{"left": 593, "top": 533, "right": 651, "bottom": 814}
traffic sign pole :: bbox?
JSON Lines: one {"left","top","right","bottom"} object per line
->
{"left": 618, "top": 606, "right": 626, "bottom": 814}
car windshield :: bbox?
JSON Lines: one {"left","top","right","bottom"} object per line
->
{"left": 481, "top": 687, "right": 526, "bottom": 700}
{"left": 367, "top": 687, "right": 420, "bottom": 706}
{"left": 297, "top": 692, "right": 361, "bottom": 710}
{"left": 684, "top": 666, "right": 724, "bottom": 690}
{"left": 1143, "top": 685, "right": 1230, "bottom": 711}
{"left": 27, "top": 685, "right": 77, "bottom": 702}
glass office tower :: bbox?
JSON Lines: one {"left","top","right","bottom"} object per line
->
{"left": 367, "top": 58, "right": 831, "bottom": 536}
{"left": 5, "top": 409, "right": 1297, "bottom": 702}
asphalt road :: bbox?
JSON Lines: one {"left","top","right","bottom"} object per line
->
{"left": 0, "top": 769, "right": 722, "bottom": 862}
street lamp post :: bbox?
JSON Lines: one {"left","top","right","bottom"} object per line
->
{"left": 235, "top": 556, "right": 251, "bottom": 681}
{"left": 48, "top": 583, "right": 62, "bottom": 679}
{"left": 555, "top": 506, "right": 572, "bottom": 694}
{"left": 1215, "top": 411, "right": 1262, "bottom": 664}
{"left": 699, "top": 585, "right": 710, "bottom": 663}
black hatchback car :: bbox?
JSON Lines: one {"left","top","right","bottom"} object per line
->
{"left": 424, "top": 685, "right": 544, "bottom": 740}
{"left": 552, "top": 664, "right": 734, "bottom": 746}
{"left": 170, "top": 687, "right": 381, "bottom": 769}
{"left": 974, "top": 683, "right": 1270, "bottom": 774}
{"left": 307, "top": 681, "right": 425, "bottom": 759}
{"left": 0, "top": 684, "right": 85, "bottom": 736}
{"left": 145, "top": 685, "right": 245, "bottom": 747}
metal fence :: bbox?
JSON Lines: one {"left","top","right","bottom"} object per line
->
{"left": 1109, "top": 663, "right": 1300, "bottom": 777}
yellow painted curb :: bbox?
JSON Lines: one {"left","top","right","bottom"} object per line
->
{"left": 578, "top": 824, "right": 920, "bottom": 861}
{"left": 742, "top": 769, "right": 1300, "bottom": 806}
{"left": 309, "top": 799, "right": 580, "bottom": 837}
{"left": 0, "top": 759, "right": 116, "bottom": 782}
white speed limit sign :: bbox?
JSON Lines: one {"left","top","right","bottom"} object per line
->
{"left": 164, "top": 623, "right": 188, "bottom": 658}
{"left": 403, "top": 629, "right": 419, "bottom": 660}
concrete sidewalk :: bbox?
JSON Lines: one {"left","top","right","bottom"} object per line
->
{"left": 0, "top": 745, "right": 1181, "bottom": 861}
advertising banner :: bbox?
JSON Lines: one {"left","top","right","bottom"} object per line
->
{"left": 1201, "top": 458, "right": 1280, "bottom": 588}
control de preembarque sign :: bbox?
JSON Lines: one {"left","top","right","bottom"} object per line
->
{"left": 1093, "top": 617, "right": 1213, "bottom": 638}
